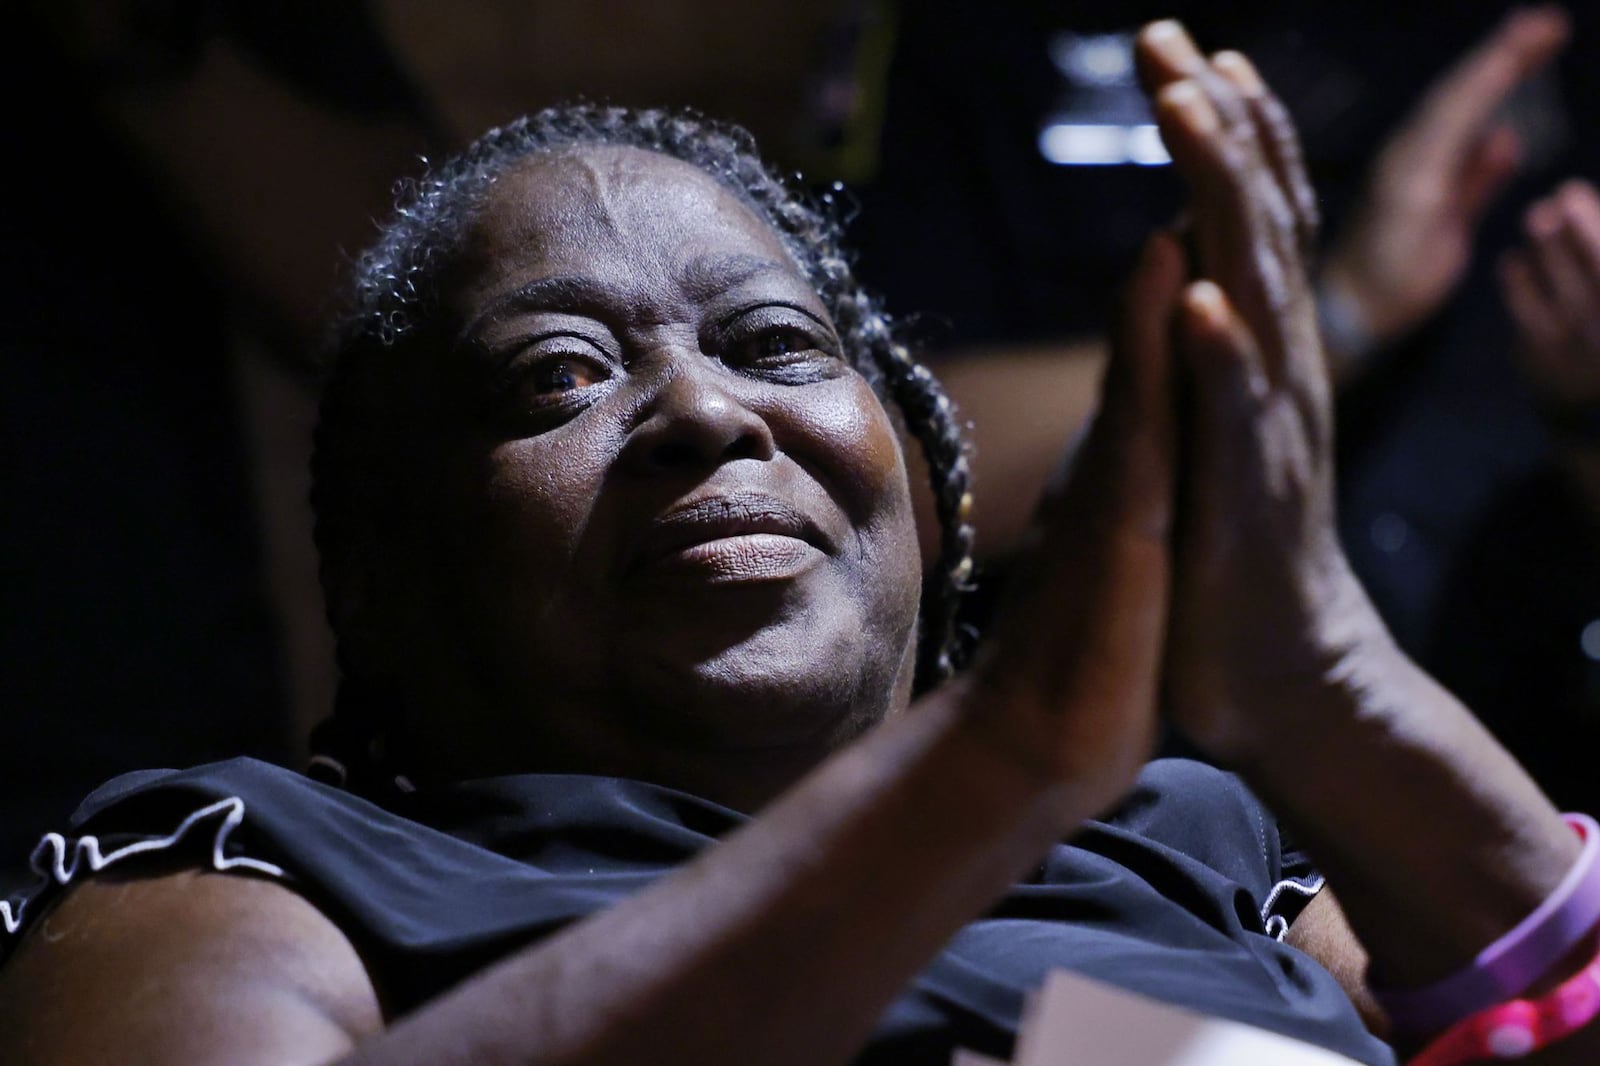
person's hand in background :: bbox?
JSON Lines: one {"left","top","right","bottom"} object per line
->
{"left": 1502, "top": 179, "right": 1600, "bottom": 416}
{"left": 1318, "top": 5, "right": 1570, "bottom": 379}
{"left": 1500, "top": 177, "right": 1600, "bottom": 520}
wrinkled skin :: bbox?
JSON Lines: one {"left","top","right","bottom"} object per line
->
{"left": 359, "top": 147, "right": 924, "bottom": 802}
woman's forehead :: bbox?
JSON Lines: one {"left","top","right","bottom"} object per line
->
{"left": 472, "top": 145, "right": 799, "bottom": 275}
{"left": 451, "top": 144, "right": 822, "bottom": 328}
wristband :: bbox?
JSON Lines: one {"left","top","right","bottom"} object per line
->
{"left": 1407, "top": 938, "right": 1600, "bottom": 1064}
{"left": 1316, "top": 278, "right": 1379, "bottom": 369}
{"left": 1376, "top": 813, "right": 1600, "bottom": 1038}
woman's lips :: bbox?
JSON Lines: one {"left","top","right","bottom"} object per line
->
{"left": 655, "top": 532, "right": 823, "bottom": 581}
{"left": 629, "top": 494, "right": 829, "bottom": 582}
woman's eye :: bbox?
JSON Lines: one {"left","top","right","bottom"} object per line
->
{"left": 724, "top": 318, "right": 844, "bottom": 385}
{"left": 746, "top": 327, "right": 816, "bottom": 360}
{"left": 497, "top": 342, "right": 614, "bottom": 417}
{"left": 526, "top": 355, "right": 607, "bottom": 395}
{"left": 731, "top": 323, "right": 842, "bottom": 369}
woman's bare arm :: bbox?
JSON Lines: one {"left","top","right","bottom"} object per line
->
{"left": 0, "top": 870, "right": 381, "bottom": 1065}
{"left": 1136, "top": 21, "right": 1600, "bottom": 1059}
{"left": 0, "top": 207, "right": 1188, "bottom": 1065}
{"left": 0, "top": 699, "right": 1137, "bottom": 1066}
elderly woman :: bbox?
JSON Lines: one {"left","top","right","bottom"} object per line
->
{"left": 2, "top": 21, "right": 1595, "bottom": 1066}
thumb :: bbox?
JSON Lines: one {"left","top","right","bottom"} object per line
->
{"left": 967, "top": 232, "right": 1185, "bottom": 786}
{"left": 1059, "top": 229, "right": 1186, "bottom": 535}
{"left": 991, "top": 228, "right": 1185, "bottom": 681}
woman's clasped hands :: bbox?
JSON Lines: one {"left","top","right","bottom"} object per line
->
{"left": 948, "top": 19, "right": 1390, "bottom": 813}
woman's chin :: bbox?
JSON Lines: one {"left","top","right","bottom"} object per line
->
{"left": 623, "top": 617, "right": 898, "bottom": 749}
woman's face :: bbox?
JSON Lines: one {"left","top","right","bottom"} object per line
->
{"left": 379, "top": 145, "right": 923, "bottom": 790}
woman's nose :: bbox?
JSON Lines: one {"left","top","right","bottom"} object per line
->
{"left": 619, "top": 358, "right": 777, "bottom": 475}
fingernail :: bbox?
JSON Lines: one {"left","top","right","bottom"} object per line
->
{"left": 1188, "top": 281, "right": 1230, "bottom": 329}
{"left": 1143, "top": 19, "right": 1201, "bottom": 64}
{"left": 1162, "top": 81, "right": 1218, "bottom": 134}
{"left": 1213, "top": 51, "right": 1265, "bottom": 94}
{"left": 1144, "top": 19, "right": 1183, "bottom": 43}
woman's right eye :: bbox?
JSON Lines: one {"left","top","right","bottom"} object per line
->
{"left": 525, "top": 354, "right": 608, "bottom": 396}
{"left": 502, "top": 340, "right": 614, "bottom": 408}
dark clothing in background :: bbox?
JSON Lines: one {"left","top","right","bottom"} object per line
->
{"left": 0, "top": 0, "right": 431, "bottom": 875}
{"left": 1425, "top": 466, "right": 1600, "bottom": 812}
{"left": 1334, "top": 271, "right": 1552, "bottom": 653}
{"left": 1, "top": 756, "right": 1393, "bottom": 1065}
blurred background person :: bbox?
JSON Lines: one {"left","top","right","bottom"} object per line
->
{"left": 1424, "top": 177, "right": 1600, "bottom": 813}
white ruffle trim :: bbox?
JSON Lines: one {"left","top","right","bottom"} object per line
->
{"left": 1261, "top": 873, "right": 1326, "bottom": 941}
{"left": 2, "top": 796, "right": 283, "bottom": 937}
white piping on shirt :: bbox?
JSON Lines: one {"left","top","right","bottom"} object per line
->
{"left": 1261, "top": 873, "right": 1326, "bottom": 941}
{"left": 2, "top": 796, "right": 283, "bottom": 936}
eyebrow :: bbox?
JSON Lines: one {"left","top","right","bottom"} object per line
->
{"left": 463, "top": 253, "right": 815, "bottom": 341}
{"left": 680, "top": 253, "right": 804, "bottom": 296}
{"left": 467, "top": 275, "right": 617, "bottom": 338}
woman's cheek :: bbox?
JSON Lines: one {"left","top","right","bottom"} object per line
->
{"left": 792, "top": 377, "right": 913, "bottom": 519}
{"left": 438, "top": 436, "right": 599, "bottom": 603}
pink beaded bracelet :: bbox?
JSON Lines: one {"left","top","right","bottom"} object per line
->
{"left": 1407, "top": 941, "right": 1600, "bottom": 1064}
{"left": 1375, "top": 813, "right": 1600, "bottom": 1038}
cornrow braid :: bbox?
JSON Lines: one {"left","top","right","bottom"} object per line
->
{"left": 307, "top": 103, "right": 976, "bottom": 796}
{"left": 878, "top": 342, "right": 977, "bottom": 684}
{"left": 823, "top": 285, "right": 977, "bottom": 685}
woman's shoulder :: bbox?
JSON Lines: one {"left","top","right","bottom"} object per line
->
{"left": 65, "top": 754, "right": 381, "bottom": 828}
{"left": 4, "top": 758, "right": 719, "bottom": 1016}
{"left": 0, "top": 863, "right": 381, "bottom": 1065}
{"left": 15, "top": 760, "right": 320, "bottom": 891}
{"left": 0, "top": 756, "right": 499, "bottom": 1049}
{"left": 1, "top": 757, "right": 473, "bottom": 967}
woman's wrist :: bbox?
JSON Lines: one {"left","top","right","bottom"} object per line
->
{"left": 948, "top": 668, "right": 1155, "bottom": 830}
{"left": 1226, "top": 610, "right": 1582, "bottom": 987}
{"left": 1201, "top": 557, "right": 1397, "bottom": 777}
{"left": 1377, "top": 814, "right": 1600, "bottom": 1039}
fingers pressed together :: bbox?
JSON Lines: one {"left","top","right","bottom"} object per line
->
{"left": 1128, "top": 19, "right": 1330, "bottom": 438}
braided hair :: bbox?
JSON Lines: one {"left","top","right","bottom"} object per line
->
{"left": 308, "top": 104, "right": 975, "bottom": 796}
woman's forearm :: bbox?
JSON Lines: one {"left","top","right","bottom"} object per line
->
{"left": 1234, "top": 593, "right": 1580, "bottom": 992}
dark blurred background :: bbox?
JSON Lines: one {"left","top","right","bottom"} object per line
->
{"left": 4, "top": 0, "right": 1599, "bottom": 871}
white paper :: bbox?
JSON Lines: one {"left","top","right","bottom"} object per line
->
{"left": 951, "top": 1050, "right": 1009, "bottom": 1066}
{"left": 953, "top": 968, "right": 1367, "bottom": 1066}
